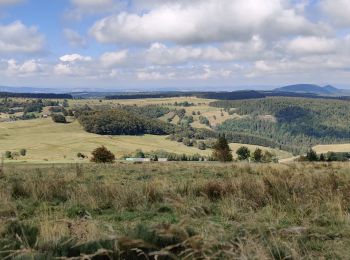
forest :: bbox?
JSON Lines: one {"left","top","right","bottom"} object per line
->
{"left": 77, "top": 109, "right": 174, "bottom": 135}
{"left": 212, "top": 97, "right": 350, "bottom": 154}
{"left": 105, "top": 90, "right": 350, "bottom": 101}
{"left": 0, "top": 92, "right": 72, "bottom": 99}
{"left": 105, "top": 90, "right": 266, "bottom": 100}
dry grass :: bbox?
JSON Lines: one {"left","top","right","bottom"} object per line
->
{"left": 0, "top": 118, "right": 212, "bottom": 163}
{"left": 0, "top": 118, "right": 292, "bottom": 163}
{"left": 0, "top": 162, "right": 349, "bottom": 258}
{"left": 314, "top": 143, "right": 350, "bottom": 153}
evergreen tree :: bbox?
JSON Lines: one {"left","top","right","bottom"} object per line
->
{"left": 319, "top": 153, "right": 326, "bottom": 161}
{"left": 253, "top": 148, "right": 263, "bottom": 162}
{"left": 306, "top": 148, "right": 318, "bottom": 161}
{"left": 236, "top": 146, "right": 251, "bottom": 161}
{"left": 212, "top": 135, "right": 233, "bottom": 162}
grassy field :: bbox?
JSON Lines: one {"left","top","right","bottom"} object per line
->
{"left": 314, "top": 144, "right": 350, "bottom": 154}
{"left": 0, "top": 118, "right": 292, "bottom": 163}
{"left": 0, "top": 119, "right": 210, "bottom": 163}
{"left": 70, "top": 96, "right": 213, "bottom": 108}
{"left": 0, "top": 162, "right": 349, "bottom": 259}
{"left": 71, "top": 97, "right": 238, "bottom": 129}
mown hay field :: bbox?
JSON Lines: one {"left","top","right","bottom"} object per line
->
{"left": 0, "top": 162, "right": 349, "bottom": 259}
{"left": 314, "top": 144, "right": 350, "bottom": 154}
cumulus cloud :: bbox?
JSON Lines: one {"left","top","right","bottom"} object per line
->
{"left": 63, "top": 29, "right": 87, "bottom": 48}
{"left": 100, "top": 50, "right": 128, "bottom": 68}
{"left": 3, "top": 59, "right": 43, "bottom": 76}
{"left": 0, "top": 21, "right": 45, "bottom": 54}
{"left": 53, "top": 50, "right": 129, "bottom": 78}
{"left": 145, "top": 43, "right": 231, "bottom": 65}
{"left": 3, "top": 0, "right": 350, "bottom": 88}
{"left": 90, "top": 0, "right": 323, "bottom": 45}
{"left": 320, "top": 0, "right": 350, "bottom": 27}
{"left": 286, "top": 36, "right": 337, "bottom": 55}
{"left": 143, "top": 35, "right": 269, "bottom": 65}
{"left": 59, "top": 54, "right": 92, "bottom": 62}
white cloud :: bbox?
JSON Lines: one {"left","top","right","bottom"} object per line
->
{"left": 145, "top": 43, "right": 232, "bottom": 65}
{"left": 90, "top": 0, "right": 322, "bottom": 45}
{"left": 320, "top": 0, "right": 350, "bottom": 27}
{"left": 137, "top": 71, "right": 168, "bottom": 81}
{"left": 59, "top": 54, "right": 92, "bottom": 62}
{"left": 5, "top": 59, "right": 42, "bottom": 76}
{"left": 54, "top": 63, "right": 74, "bottom": 76}
{"left": 0, "top": 21, "right": 45, "bottom": 54}
{"left": 286, "top": 36, "right": 337, "bottom": 55}
{"left": 100, "top": 50, "right": 128, "bottom": 68}
{"left": 53, "top": 51, "right": 129, "bottom": 78}
{"left": 63, "top": 29, "right": 87, "bottom": 48}
{"left": 143, "top": 36, "right": 268, "bottom": 65}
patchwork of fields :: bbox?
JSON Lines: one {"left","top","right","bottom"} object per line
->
{"left": 1, "top": 96, "right": 349, "bottom": 163}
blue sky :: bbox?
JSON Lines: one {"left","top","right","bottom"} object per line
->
{"left": 0, "top": 0, "right": 350, "bottom": 91}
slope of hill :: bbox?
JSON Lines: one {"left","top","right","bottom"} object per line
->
{"left": 0, "top": 118, "right": 291, "bottom": 163}
{"left": 274, "top": 84, "right": 341, "bottom": 95}
{"left": 211, "top": 97, "right": 350, "bottom": 154}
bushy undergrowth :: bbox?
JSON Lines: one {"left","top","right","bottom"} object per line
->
{"left": 0, "top": 162, "right": 350, "bottom": 259}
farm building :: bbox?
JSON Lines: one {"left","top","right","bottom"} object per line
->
{"left": 126, "top": 158, "right": 151, "bottom": 162}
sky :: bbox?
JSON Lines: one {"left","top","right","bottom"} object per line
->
{"left": 0, "top": 0, "right": 350, "bottom": 91}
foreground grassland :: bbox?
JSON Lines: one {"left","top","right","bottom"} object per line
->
{"left": 0, "top": 118, "right": 290, "bottom": 163}
{"left": 0, "top": 162, "right": 350, "bottom": 259}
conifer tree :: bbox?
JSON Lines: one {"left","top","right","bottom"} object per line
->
{"left": 236, "top": 146, "right": 251, "bottom": 161}
{"left": 253, "top": 148, "right": 263, "bottom": 162}
{"left": 212, "top": 135, "right": 233, "bottom": 162}
{"left": 306, "top": 148, "right": 318, "bottom": 161}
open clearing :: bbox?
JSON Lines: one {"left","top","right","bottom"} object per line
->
{"left": 314, "top": 144, "right": 350, "bottom": 154}
{"left": 0, "top": 119, "right": 210, "bottom": 163}
{"left": 0, "top": 118, "right": 291, "bottom": 163}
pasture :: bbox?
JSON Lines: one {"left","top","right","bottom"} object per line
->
{"left": 0, "top": 118, "right": 291, "bottom": 163}
{"left": 314, "top": 144, "right": 350, "bottom": 154}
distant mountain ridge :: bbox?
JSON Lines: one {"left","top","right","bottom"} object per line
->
{"left": 274, "top": 84, "right": 342, "bottom": 95}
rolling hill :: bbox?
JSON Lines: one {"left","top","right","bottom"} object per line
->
{"left": 274, "top": 84, "right": 341, "bottom": 95}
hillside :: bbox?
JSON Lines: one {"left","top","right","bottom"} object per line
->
{"left": 274, "top": 84, "right": 341, "bottom": 95}
{"left": 0, "top": 118, "right": 291, "bottom": 163}
{"left": 211, "top": 97, "right": 350, "bottom": 154}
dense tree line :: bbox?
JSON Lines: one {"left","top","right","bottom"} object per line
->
{"left": 117, "top": 105, "right": 170, "bottom": 119}
{"left": 301, "top": 149, "right": 350, "bottom": 162}
{"left": 0, "top": 98, "right": 60, "bottom": 114}
{"left": 105, "top": 91, "right": 266, "bottom": 100}
{"left": 0, "top": 92, "right": 72, "bottom": 99}
{"left": 78, "top": 109, "right": 174, "bottom": 135}
{"left": 211, "top": 97, "right": 350, "bottom": 154}
{"left": 105, "top": 90, "right": 350, "bottom": 101}
{"left": 173, "top": 101, "right": 195, "bottom": 107}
